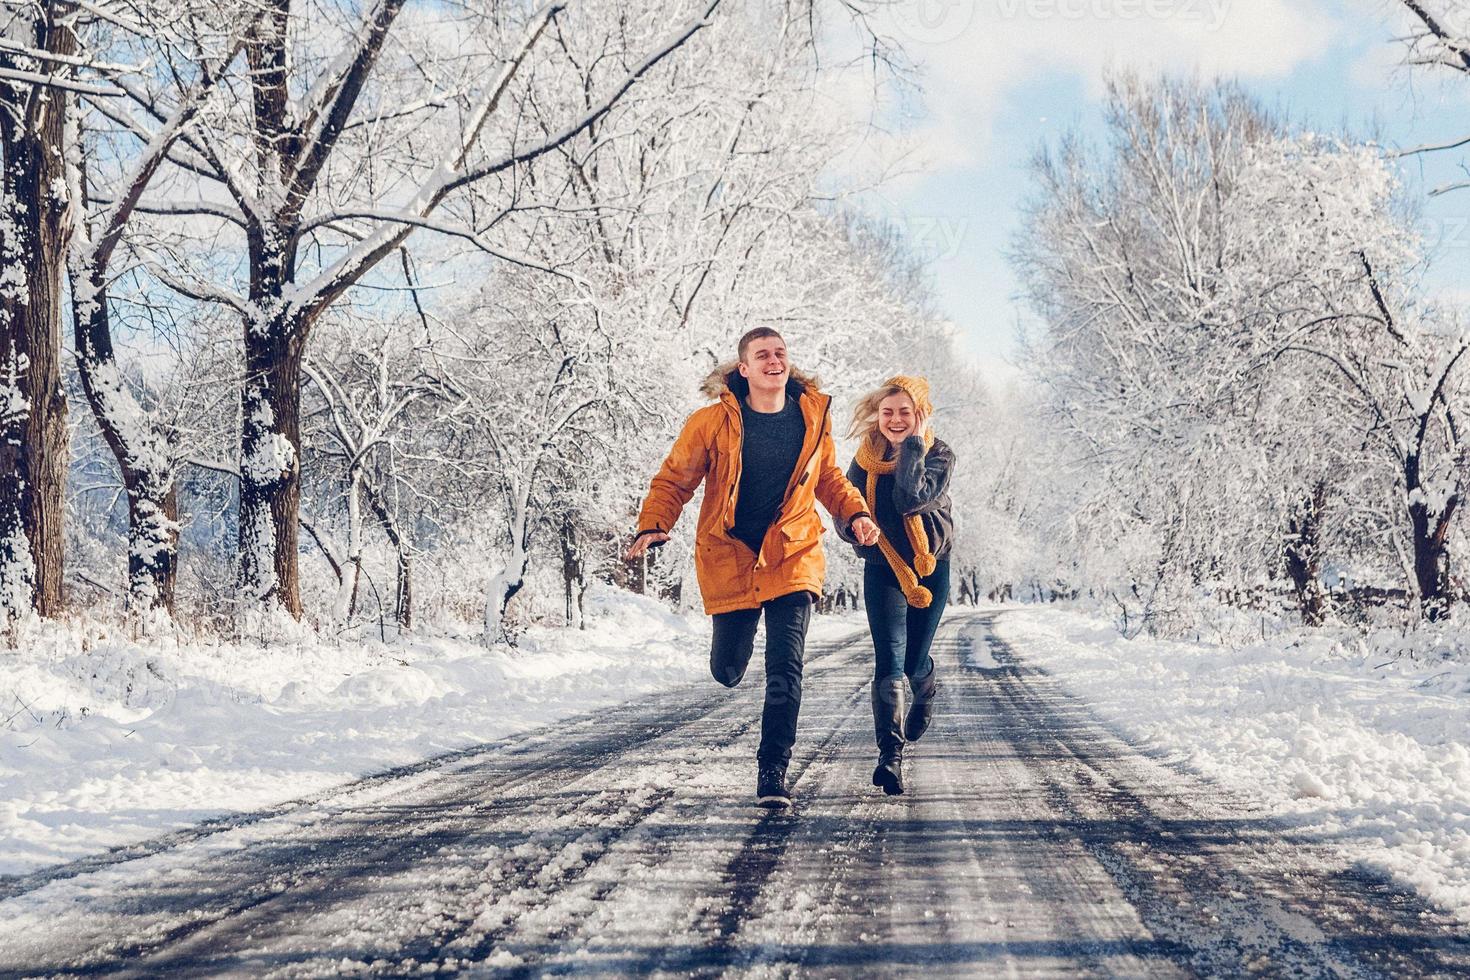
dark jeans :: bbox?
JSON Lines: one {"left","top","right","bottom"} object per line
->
{"left": 864, "top": 559, "right": 950, "bottom": 685}
{"left": 710, "top": 590, "right": 813, "bottom": 768}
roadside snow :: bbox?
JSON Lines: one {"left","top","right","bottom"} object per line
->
{"left": 0, "top": 586, "right": 760, "bottom": 876}
{"left": 994, "top": 606, "right": 1470, "bottom": 923}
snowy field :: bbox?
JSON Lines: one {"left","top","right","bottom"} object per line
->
{"left": 993, "top": 606, "right": 1470, "bottom": 923}
{"left": 0, "top": 588, "right": 859, "bottom": 876}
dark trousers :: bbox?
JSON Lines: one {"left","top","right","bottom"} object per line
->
{"left": 710, "top": 590, "right": 813, "bottom": 768}
{"left": 864, "top": 559, "right": 950, "bottom": 685}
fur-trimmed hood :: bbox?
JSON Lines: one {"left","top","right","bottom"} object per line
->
{"left": 699, "top": 360, "right": 823, "bottom": 401}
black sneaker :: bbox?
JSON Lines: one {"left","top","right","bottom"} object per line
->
{"left": 756, "top": 763, "right": 792, "bottom": 808}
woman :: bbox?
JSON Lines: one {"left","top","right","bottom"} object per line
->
{"left": 840, "top": 375, "right": 955, "bottom": 796}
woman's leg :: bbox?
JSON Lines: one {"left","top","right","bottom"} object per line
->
{"left": 904, "top": 560, "right": 951, "bottom": 680}
{"left": 864, "top": 562, "right": 908, "bottom": 795}
{"left": 903, "top": 560, "right": 950, "bottom": 742}
{"left": 864, "top": 562, "right": 907, "bottom": 686}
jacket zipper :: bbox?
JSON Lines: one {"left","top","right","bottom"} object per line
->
{"left": 723, "top": 395, "right": 742, "bottom": 534}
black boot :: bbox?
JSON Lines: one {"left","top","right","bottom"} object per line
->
{"left": 756, "top": 761, "right": 792, "bottom": 809}
{"left": 871, "top": 677, "right": 905, "bottom": 796}
{"left": 904, "top": 664, "right": 939, "bottom": 743}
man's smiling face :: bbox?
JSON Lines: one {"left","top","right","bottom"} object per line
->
{"left": 739, "top": 336, "right": 789, "bottom": 395}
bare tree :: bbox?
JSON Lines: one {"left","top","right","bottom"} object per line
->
{"left": 148, "top": 0, "right": 722, "bottom": 621}
{"left": 65, "top": 13, "right": 248, "bottom": 613}
{"left": 1394, "top": 2, "right": 1470, "bottom": 194}
{"left": 302, "top": 319, "right": 441, "bottom": 626}
{"left": 0, "top": 0, "right": 77, "bottom": 620}
{"left": 1016, "top": 76, "right": 1464, "bottom": 627}
{"left": 1227, "top": 138, "right": 1469, "bottom": 623}
{"left": 23, "top": 0, "right": 937, "bottom": 633}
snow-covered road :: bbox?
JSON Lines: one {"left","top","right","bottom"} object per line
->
{"left": 2, "top": 613, "right": 1466, "bottom": 977}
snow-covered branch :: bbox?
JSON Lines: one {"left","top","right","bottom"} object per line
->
{"left": 290, "top": 0, "right": 719, "bottom": 326}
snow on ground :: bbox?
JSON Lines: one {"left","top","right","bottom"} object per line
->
{"left": 992, "top": 605, "right": 1470, "bottom": 922}
{"left": 0, "top": 587, "right": 865, "bottom": 877}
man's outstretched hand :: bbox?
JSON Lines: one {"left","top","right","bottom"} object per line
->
{"left": 850, "top": 516, "right": 880, "bottom": 547}
{"left": 625, "top": 532, "right": 670, "bottom": 560}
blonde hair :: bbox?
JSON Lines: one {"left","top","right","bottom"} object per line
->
{"left": 848, "top": 384, "right": 911, "bottom": 443}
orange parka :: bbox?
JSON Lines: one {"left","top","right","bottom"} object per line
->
{"left": 636, "top": 364, "right": 870, "bottom": 615}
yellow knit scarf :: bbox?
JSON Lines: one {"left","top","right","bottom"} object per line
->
{"left": 856, "top": 432, "right": 937, "bottom": 608}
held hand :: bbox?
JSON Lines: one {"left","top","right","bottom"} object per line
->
{"left": 850, "top": 516, "right": 880, "bottom": 547}
{"left": 624, "top": 532, "right": 670, "bottom": 561}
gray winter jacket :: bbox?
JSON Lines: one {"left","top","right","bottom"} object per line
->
{"left": 837, "top": 435, "right": 956, "bottom": 565}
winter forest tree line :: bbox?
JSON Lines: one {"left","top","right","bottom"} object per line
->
{"left": 1014, "top": 0, "right": 1470, "bottom": 636}
{"left": 2, "top": 0, "right": 1468, "bottom": 644}
{"left": 0, "top": 0, "right": 1015, "bottom": 642}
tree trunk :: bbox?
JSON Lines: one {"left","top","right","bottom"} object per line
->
{"left": 559, "top": 514, "right": 584, "bottom": 628}
{"left": 1283, "top": 482, "right": 1329, "bottom": 627}
{"left": 486, "top": 544, "right": 527, "bottom": 641}
{"left": 561, "top": 519, "right": 574, "bottom": 626}
{"left": 1408, "top": 493, "right": 1457, "bottom": 622}
{"left": 127, "top": 486, "right": 179, "bottom": 611}
{"left": 395, "top": 552, "right": 412, "bottom": 630}
{"left": 237, "top": 0, "right": 305, "bottom": 619}
{"left": 1404, "top": 449, "right": 1459, "bottom": 622}
{"left": 486, "top": 502, "right": 528, "bottom": 641}
{"left": 631, "top": 542, "right": 649, "bottom": 596}
{"left": 0, "top": 340, "right": 36, "bottom": 620}
{"left": 364, "top": 479, "right": 411, "bottom": 630}
{"left": 333, "top": 465, "right": 364, "bottom": 623}
{"left": 238, "top": 308, "right": 305, "bottom": 619}
{"left": 73, "top": 283, "right": 180, "bottom": 611}
{"left": 577, "top": 572, "right": 589, "bottom": 631}
{"left": 0, "top": 14, "right": 75, "bottom": 620}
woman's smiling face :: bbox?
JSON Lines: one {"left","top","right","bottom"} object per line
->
{"left": 878, "top": 392, "right": 918, "bottom": 446}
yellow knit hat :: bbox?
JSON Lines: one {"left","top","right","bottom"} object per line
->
{"left": 884, "top": 375, "right": 933, "bottom": 417}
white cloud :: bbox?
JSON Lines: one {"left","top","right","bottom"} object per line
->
{"left": 821, "top": 0, "right": 1356, "bottom": 366}
{"left": 888, "top": 0, "right": 1343, "bottom": 171}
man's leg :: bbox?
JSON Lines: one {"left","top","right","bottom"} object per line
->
{"left": 755, "top": 590, "right": 813, "bottom": 769}
{"left": 710, "top": 606, "right": 761, "bottom": 688}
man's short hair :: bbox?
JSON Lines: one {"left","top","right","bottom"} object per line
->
{"left": 738, "top": 327, "right": 784, "bottom": 361}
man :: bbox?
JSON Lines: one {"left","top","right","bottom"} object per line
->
{"left": 626, "top": 328, "right": 880, "bottom": 808}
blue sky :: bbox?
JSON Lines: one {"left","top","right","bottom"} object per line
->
{"left": 860, "top": 0, "right": 1470, "bottom": 382}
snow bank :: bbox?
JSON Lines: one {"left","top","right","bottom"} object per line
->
{"left": 995, "top": 606, "right": 1470, "bottom": 922}
{"left": 0, "top": 586, "right": 731, "bottom": 876}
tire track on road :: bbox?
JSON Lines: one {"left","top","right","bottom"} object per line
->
{"left": 0, "top": 630, "right": 872, "bottom": 977}
{"left": 8, "top": 614, "right": 1469, "bottom": 977}
{"left": 707, "top": 617, "right": 1181, "bottom": 978}
{"left": 976, "top": 613, "right": 1470, "bottom": 978}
